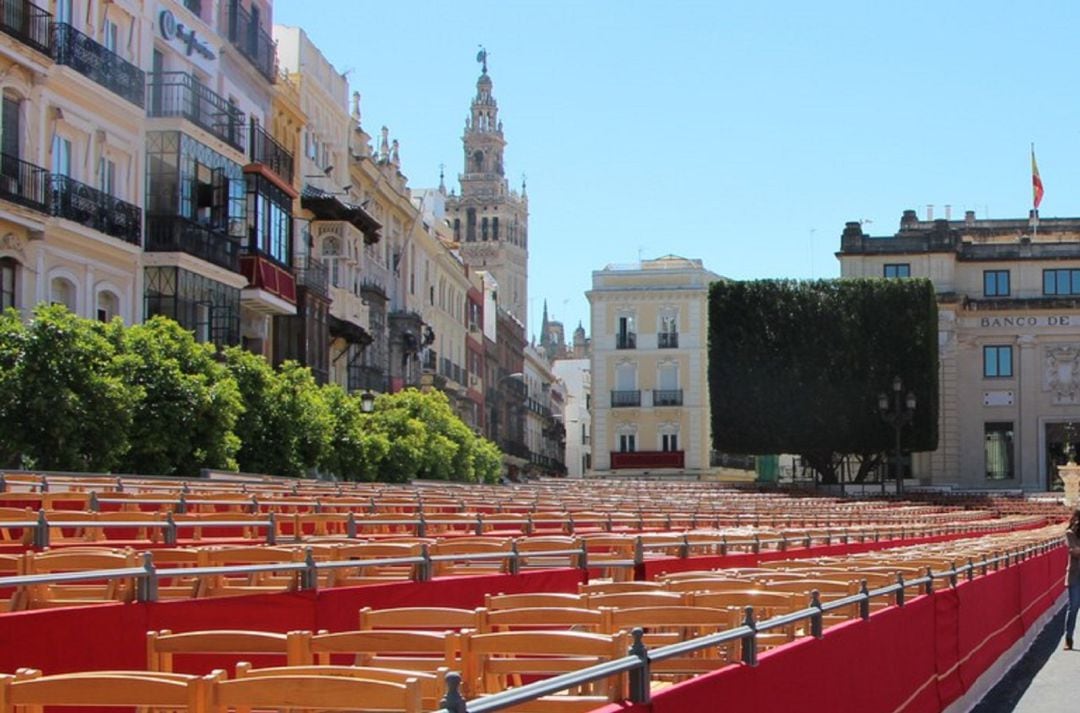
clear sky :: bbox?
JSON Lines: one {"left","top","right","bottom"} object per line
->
{"left": 275, "top": 0, "right": 1080, "bottom": 337}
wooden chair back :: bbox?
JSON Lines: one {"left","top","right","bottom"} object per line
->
{"left": 234, "top": 663, "right": 443, "bottom": 708}
{"left": 0, "top": 671, "right": 205, "bottom": 713}
{"left": 483, "top": 592, "right": 584, "bottom": 610}
{"left": 208, "top": 673, "right": 422, "bottom": 713}
{"left": 147, "top": 629, "right": 299, "bottom": 674}
{"left": 478, "top": 606, "right": 605, "bottom": 633}
{"left": 358, "top": 606, "right": 479, "bottom": 631}
{"left": 304, "top": 629, "right": 458, "bottom": 671}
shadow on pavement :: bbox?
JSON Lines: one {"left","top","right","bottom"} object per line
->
{"left": 969, "top": 605, "right": 1065, "bottom": 713}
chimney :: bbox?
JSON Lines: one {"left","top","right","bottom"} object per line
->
{"left": 900, "top": 209, "right": 918, "bottom": 228}
{"left": 842, "top": 221, "right": 864, "bottom": 240}
{"left": 944, "top": 204, "right": 952, "bottom": 220}
{"left": 965, "top": 210, "right": 975, "bottom": 226}
{"left": 926, "top": 204, "right": 934, "bottom": 221}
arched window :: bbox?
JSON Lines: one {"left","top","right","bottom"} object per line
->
{"left": 472, "top": 150, "right": 483, "bottom": 172}
{"left": 96, "top": 290, "right": 119, "bottom": 322}
{"left": 481, "top": 216, "right": 488, "bottom": 241}
{"left": 50, "top": 276, "right": 76, "bottom": 311}
{"left": 466, "top": 208, "right": 476, "bottom": 242}
{"left": 492, "top": 217, "right": 499, "bottom": 241}
{"left": 0, "top": 257, "right": 17, "bottom": 309}
{"left": 453, "top": 217, "right": 461, "bottom": 242}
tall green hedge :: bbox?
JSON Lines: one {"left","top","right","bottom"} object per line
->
{"left": 708, "top": 279, "right": 939, "bottom": 483}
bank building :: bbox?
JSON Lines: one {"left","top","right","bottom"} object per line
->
{"left": 838, "top": 208, "right": 1080, "bottom": 491}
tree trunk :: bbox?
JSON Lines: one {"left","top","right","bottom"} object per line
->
{"left": 852, "top": 452, "right": 883, "bottom": 483}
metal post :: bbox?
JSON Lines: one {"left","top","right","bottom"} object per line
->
{"left": 439, "top": 672, "right": 468, "bottom": 713}
{"left": 474, "top": 515, "right": 484, "bottom": 536}
{"left": 136, "top": 551, "right": 158, "bottom": 603}
{"left": 33, "top": 509, "right": 49, "bottom": 549}
{"left": 810, "top": 590, "right": 824, "bottom": 638}
{"left": 896, "top": 574, "right": 906, "bottom": 607}
{"left": 89, "top": 492, "right": 99, "bottom": 512}
{"left": 39, "top": 475, "right": 48, "bottom": 493}
{"left": 741, "top": 607, "right": 758, "bottom": 666}
{"left": 859, "top": 580, "right": 870, "bottom": 620}
{"left": 177, "top": 492, "right": 188, "bottom": 514}
{"left": 417, "top": 513, "right": 427, "bottom": 538}
{"left": 627, "top": 628, "right": 651, "bottom": 704}
{"left": 508, "top": 541, "right": 521, "bottom": 575}
{"left": 346, "top": 512, "right": 358, "bottom": 539}
{"left": 300, "top": 547, "right": 318, "bottom": 590}
{"left": 577, "top": 542, "right": 589, "bottom": 572}
{"left": 948, "top": 562, "right": 958, "bottom": 588}
{"left": 679, "top": 534, "right": 690, "bottom": 559}
{"left": 249, "top": 496, "right": 259, "bottom": 515}
{"left": 524, "top": 513, "right": 534, "bottom": 536}
{"left": 924, "top": 567, "right": 934, "bottom": 595}
{"left": 266, "top": 512, "right": 277, "bottom": 545}
{"left": 417, "top": 544, "right": 432, "bottom": 582}
{"left": 0, "top": 472, "right": 6, "bottom": 493}
{"left": 314, "top": 499, "right": 322, "bottom": 514}
{"left": 720, "top": 535, "right": 728, "bottom": 556}
{"left": 164, "top": 512, "right": 178, "bottom": 546}
{"left": 633, "top": 536, "right": 644, "bottom": 567}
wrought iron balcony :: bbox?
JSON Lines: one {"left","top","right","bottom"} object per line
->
{"left": 652, "top": 389, "right": 683, "bottom": 407}
{"left": 610, "top": 450, "right": 685, "bottom": 470}
{"left": 249, "top": 120, "right": 293, "bottom": 185}
{"left": 657, "top": 331, "right": 679, "bottom": 349}
{"left": 294, "top": 255, "right": 328, "bottom": 297}
{"left": 348, "top": 364, "right": 388, "bottom": 394}
{"left": 49, "top": 175, "right": 141, "bottom": 245}
{"left": 52, "top": 22, "right": 144, "bottom": 107}
{"left": 0, "top": 0, "right": 51, "bottom": 54}
{"left": 0, "top": 152, "right": 48, "bottom": 213}
{"left": 610, "top": 390, "right": 641, "bottom": 408}
{"left": 147, "top": 72, "right": 247, "bottom": 152}
{"left": 225, "top": 0, "right": 276, "bottom": 82}
{"left": 145, "top": 214, "right": 240, "bottom": 272}
{"left": 616, "top": 332, "right": 636, "bottom": 349}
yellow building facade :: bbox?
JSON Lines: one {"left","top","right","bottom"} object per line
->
{"left": 588, "top": 255, "right": 722, "bottom": 477}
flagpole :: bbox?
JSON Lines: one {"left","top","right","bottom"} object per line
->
{"left": 1032, "top": 142, "right": 1039, "bottom": 238}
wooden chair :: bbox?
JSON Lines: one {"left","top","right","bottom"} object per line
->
{"left": 303, "top": 629, "right": 459, "bottom": 672}
{"left": 358, "top": 606, "right": 479, "bottom": 631}
{"left": 601, "top": 605, "right": 732, "bottom": 661}
{"left": 578, "top": 580, "right": 663, "bottom": 596}
{"left": 515, "top": 536, "right": 582, "bottom": 570}
{"left": 0, "top": 507, "right": 33, "bottom": 545}
{"left": 0, "top": 553, "right": 22, "bottom": 612}
{"left": 478, "top": 606, "right": 605, "bottom": 634}
{"left": 207, "top": 672, "right": 422, "bottom": 713}
{"left": 234, "top": 662, "right": 442, "bottom": 709}
{"left": 663, "top": 578, "right": 760, "bottom": 594}
{"left": 13, "top": 548, "right": 137, "bottom": 610}
{"left": 585, "top": 591, "right": 687, "bottom": 609}
{"left": 483, "top": 592, "right": 585, "bottom": 610}
{"left": 460, "top": 630, "right": 628, "bottom": 706}
{"left": 147, "top": 629, "right": 302, "bottom": 674}
{"left": 430, "top": 538, "right": 512, "bottom": 577}
{"left": 0, "top": 671, "right": 205, "bottom": 713}
{"left": 327, "top": 542, "right": 423, "bottom": 586}
{"left": 195, "top": 546, "right": 302, "bottom": 597}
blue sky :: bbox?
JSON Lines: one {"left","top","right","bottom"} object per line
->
{"left": 275, "top": 0, "right": 1080, "bottom": 337}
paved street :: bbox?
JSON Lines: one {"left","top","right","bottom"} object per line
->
{"left": 972, "top": 605, "right": 1075, "bottom": 713}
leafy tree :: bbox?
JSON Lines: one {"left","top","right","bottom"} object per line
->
{"left": 224, "top": 349, "right": 332, "bottom": 477}
{"left": 113, "top": 317, "right": 242, "bottom": 476}
{"left": 365, "top": 389, "right": 502, "bottom": 483}
{"left": 319, "top": 384, "right": 389, "bottom": 481}
{"left": 708, "top": 279, "right": 939, "bottom": 484}
{"left": 0, "top": 305, "right": 134, "bottom": 471}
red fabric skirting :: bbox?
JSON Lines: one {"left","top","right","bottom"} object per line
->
{"left": 0, "top": 568, "right": 584, "bottom": 676}
{"left": 595, "top": 547, "right": 1065, "bottom": 713}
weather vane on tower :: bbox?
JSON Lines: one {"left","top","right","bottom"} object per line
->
{"left": 476, "top": 45, "right": 488, "bottom": 74}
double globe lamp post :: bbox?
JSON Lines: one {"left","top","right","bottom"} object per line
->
{"left": 878, "top": 376, "right": 916, "bottom": 496}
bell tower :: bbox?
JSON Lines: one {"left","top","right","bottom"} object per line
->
{"left": 446, "top": 49, "right": 530, "bottom": 332}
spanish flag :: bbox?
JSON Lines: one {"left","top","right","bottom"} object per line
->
{"left": 1032, "top": 144, "right": 1044, "bottom": 209}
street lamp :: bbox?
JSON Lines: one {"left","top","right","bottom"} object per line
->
{"left": 359, "top": 390, "right": 376, "bottom": 413}
{"left": 878, "top": 375, "right": 916, "bottom": 496}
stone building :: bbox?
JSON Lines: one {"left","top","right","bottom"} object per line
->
{"left": 587, "top": 255, "right": 722, "bottom": 476}
{"left": 839, "top": 209, "right": 1080, "bottom": 491}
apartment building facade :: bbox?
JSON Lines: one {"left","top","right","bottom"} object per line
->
{"left": 588, "top": 255, "right": 721, "bottom": 476}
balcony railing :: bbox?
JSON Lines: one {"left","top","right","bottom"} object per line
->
{"left": 348, "top": 364, "right": 388, "bottom": 394}
{"left": 0, "top": 0, "right": 51, "bottom": 54}
{"left": 52, "top": 22, "right": 144, "bottom": 107}
{"left": 249, "top": 120, "right": 293, "bottom": 185}
{"left": 226, "top": 0, "right": 276, "bottom": 83}
{"left": 657, "top": 331, "right": 679, "bottom": 349}
{"left": 422, "top": 350, "right": 437, "bottom": 371}
{"left": 294, "top": 255, "right": 328, "bottom": 297}
{"left": 0, "top": 152, "right": 48, "bottom": 213}
{"left": 610, "top": 390, "right": 641, "bottom": 408}
{"left": 610, "top": 450, "right": 685, "bottom": 470}
{"left": 652, "top": 389, "right": 683, "bottom": 407}
{"left": 239, "top": 248, "right": 295, "bottom": 304}
{"left": 616, "top": 332, "right": 636, "bottom": 349}
{"left": 49, "top": 175, "right": 141, "bottom": 245}
{"left": 145, "top": 214, "right": 240, "bottom": 272}
{"left": 147, "top": 72, "right": 247, "bottom": 152}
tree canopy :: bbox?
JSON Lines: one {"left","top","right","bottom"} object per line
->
{"left": 0, "top": 306, "right": 503, "bottom": 483}
{"left": 708, "top": 278, "right": 939, "bottom": 483}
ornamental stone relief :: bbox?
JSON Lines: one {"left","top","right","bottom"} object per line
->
{"left": 0, "top": 233, "right": 26, "bottom": 261}
{"left": 1044, "top": 344, "right": 1080, "bottom": 404}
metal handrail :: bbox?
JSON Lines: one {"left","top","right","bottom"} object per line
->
{"left": 435, "top": 537, "right": 1061, "bottom": 712}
